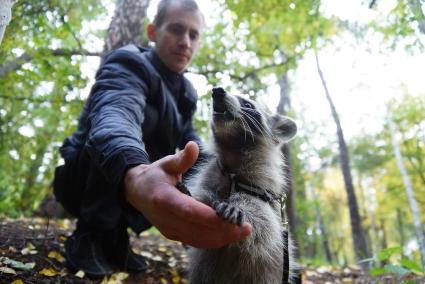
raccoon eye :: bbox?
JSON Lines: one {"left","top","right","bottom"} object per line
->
{"left": 242, "top": 102, "right": 254, "bottom": 109}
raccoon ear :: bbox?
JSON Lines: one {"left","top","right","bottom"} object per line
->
{"left": 269, "top": 114, "right": 297, "bottom": 143}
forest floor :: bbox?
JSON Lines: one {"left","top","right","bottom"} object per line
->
{"left": 0, "top": 217, "right": 424, "bottom": 284}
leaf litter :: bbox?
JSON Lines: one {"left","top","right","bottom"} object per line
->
{"left": 1, "top": 217, "right": 424, "bottom": 283}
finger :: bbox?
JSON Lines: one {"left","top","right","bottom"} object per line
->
{"left": 159, "top": 186, "right": 251, "bottom": 234}
{"left": 161, "top": 141, "right": 199, "bottom": 175}
{"left": 156, "top": 213, "right": 252, "bottom": 248}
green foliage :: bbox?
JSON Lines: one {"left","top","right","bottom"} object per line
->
{"left": 368, "top": 0, "right": 425, "bottom": 51}
{"left": 0, "top": 0, "right": 108, "bottom": 215}
{"left": 369, "top": 246, "right": 424, "bottom": 277}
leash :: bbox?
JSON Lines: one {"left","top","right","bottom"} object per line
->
{"left": 281, "top": 200, "right": 290, "bottom": 284}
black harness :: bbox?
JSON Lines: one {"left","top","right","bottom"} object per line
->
{"left": 176, "top": 159, "right": 292, "bottom": 283}
{"left": 215, "top": 159, "right": 291, "bottom": 284}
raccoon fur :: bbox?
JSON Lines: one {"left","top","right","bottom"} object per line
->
{"left": 187, "top": 87, "right": 299, "bottom": 284}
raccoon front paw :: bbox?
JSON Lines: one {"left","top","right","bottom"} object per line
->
{"left": 212, "top": 201, "right": 244, "bottom": 226}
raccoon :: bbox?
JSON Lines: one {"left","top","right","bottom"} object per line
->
{"left": 187, "top": 87, "right": 299, "bottom": 284}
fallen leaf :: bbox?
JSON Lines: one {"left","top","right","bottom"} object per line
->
{"left": 21, "top": 242, "right": 37, "bottom": 255}
{"left": 75, "top": 270, "right": 85, "bottom": 278}
{"left": 8, "top": 246, "right": 17, "bottom": 253}
{"left": 0, "top": 257, "right": 35, "bottom": 270}
{"left": 151, "top": 255, "right": 163, "bottom": 261}
{"left": 172, "top": 276, "right": 181, "bottom": 284}
{"left": 39, "top": 267, "right": 58, "bottom": 277}
{"left": 102, "top": 272, "right": 129, "bottom": 283}
{"left": 0, "top": 266, "right": 16, "bottom": 275}
{"left": 140, "top": 251, "right": 153, "bottom": 259}
{"left": 48, "top": 250, "right": 65, "bottom": 263}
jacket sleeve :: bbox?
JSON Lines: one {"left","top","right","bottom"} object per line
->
{"left": 84, "top": 49, "right": 151, "bottom": 185}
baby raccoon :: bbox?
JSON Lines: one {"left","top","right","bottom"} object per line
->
{"left": 187, "top": 87, "right": 299, "bottom": 284}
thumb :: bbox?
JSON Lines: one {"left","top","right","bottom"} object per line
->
{"left": 161, "top": 141, "right": 199, "bottom": 175}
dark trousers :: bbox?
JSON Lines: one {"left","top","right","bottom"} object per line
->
{"left": 53, "top": 148, "right": 151, "bottom": 234}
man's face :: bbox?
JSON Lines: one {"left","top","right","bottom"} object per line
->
{"left": 148, "top": 4, "right": 203, "bottom": 73}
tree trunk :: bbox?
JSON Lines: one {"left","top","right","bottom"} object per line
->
{"left": 396, "top": 208, "right": 406, "bottom": 254}
{"left": 104, "top": 0, "right": 151, "bottom": 53}
{"left": 388, "top": 116, "right": 425, "bottom": 270}
{"left": 21, "top": 144, "right": 48, "bottom": 209}
{"left": 276, "top": 51, "right": 298, "bottom": 230}
{"left": 314, "top": 51, "right": 369, "bottom": 266}
{"left": 0, "top": 0, "right": 15, "bottom": 45}
{"left": 310, "top": 183, "right": 333, "bottom": 263}
{"left": 379, "top": 218, "right": 388, "bottom": 266}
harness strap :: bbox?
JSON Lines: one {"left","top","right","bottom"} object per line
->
{"left": 216, "top": 159, "right": 281, "bottom": 203}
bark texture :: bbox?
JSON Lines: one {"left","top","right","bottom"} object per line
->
{"left": 104, "top": 0, "right": 151, "bottom": 53}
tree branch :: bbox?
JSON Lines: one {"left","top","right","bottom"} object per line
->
{"left": 195, "top": 62, "right": 287, "bottom": 82}
{"left": 0, "top": 94, "right": 83, "bottom": 104}
{"left": 369, "top": 0, "right": 378, "bottom": 9}
{"left": 0, "top": 48, "right": 102, "bottom": 77}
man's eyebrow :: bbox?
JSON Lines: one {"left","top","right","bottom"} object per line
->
{"left": 168, "top": 22, "right": 200, "bottom": 34}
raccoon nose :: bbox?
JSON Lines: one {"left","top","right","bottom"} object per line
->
{"left": 212, "top": 87, "right": 227, "bottom": 100}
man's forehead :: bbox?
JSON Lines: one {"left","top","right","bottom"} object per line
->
{"left": 163, "top": 4, "right": 204, "bottom": 30}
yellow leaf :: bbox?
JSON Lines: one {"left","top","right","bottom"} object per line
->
{"left": 103, "top": 272, "right": 129, "bottom": 283}
{"left": 75, "top": 270, "right": 85, "bottom": 278}
{"left": 172, "top": 276, "right": 181, "bottom": 284}
{"left": 26, "top": 242, "right": 35, "bottom": 250}
{"left": 11, "top": 280, "right": 24, "bottom": 284}
{"left": 47, "top": 251, "right": 65, "bottom": 263}
{"left": 39, "top": 267, "right": 58, "bottom": 277}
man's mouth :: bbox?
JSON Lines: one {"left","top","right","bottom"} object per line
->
{"left": 173, "top": 52, "right": 189, "bottom": 60}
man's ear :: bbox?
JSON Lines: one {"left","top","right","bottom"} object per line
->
{"left": 147, "top": 24, "right": 156, "bottom": 41}
{"left": 268, "top": 114, "right": 298, "bottom": 144}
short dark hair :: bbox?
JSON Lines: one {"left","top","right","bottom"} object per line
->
{"left": 153, "top": 0, "right": 203, "bottom": 27}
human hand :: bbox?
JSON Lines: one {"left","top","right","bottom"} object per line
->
{"left": 124, "top": 141, "right": 252, "bottom": 248}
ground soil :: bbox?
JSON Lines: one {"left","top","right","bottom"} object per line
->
{"left": 0, "top": 218, "right": 424, "bottom": 283}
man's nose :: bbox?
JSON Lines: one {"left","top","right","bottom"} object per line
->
{"left": 178, "top": 33, "right": 191, "bottom": 48}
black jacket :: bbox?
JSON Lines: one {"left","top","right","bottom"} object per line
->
{"left": 60, "top": 45, "right": 202, "bottom": 187}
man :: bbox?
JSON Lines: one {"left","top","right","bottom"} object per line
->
{"left": 53, "top": 0, "right": 252, "bottom": 278}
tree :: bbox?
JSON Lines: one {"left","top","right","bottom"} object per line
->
{"left": 388, "top": 115, "right": 425, "bottom": 270}
{"left": 369, "top": 0, "right": 425, "bottom": 51}
{"left": 314, "top": 51, "right": 369, "bottom": 265}
{"left": 0, "top": 0, "right": 15, "bottom": 45}
{"left": 104, "top": 0, "right": 150, "bottom": 53}
{"left": 0, "top": 1, "right": 107, "bottom": 215}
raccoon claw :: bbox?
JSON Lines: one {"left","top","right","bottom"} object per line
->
{"left": 212, "top": 201, "right": 244, "bottom": 226}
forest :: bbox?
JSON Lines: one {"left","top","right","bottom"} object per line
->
{"left": 0, "top": 0, "right": 424, "bottom": 283}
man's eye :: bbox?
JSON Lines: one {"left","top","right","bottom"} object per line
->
{"left": 189, "top": 32, "right": 199, "bottom": 41}
{"left": 169, "top": 25, "right": 184, "bottom": 35}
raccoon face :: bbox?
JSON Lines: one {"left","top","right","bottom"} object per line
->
{"left": 211, "top": 87, "right": 297, "bottom": 151}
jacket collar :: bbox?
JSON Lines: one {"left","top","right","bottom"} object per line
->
{"left": 148, "top": 49, "right": 182, "bottom": 93}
